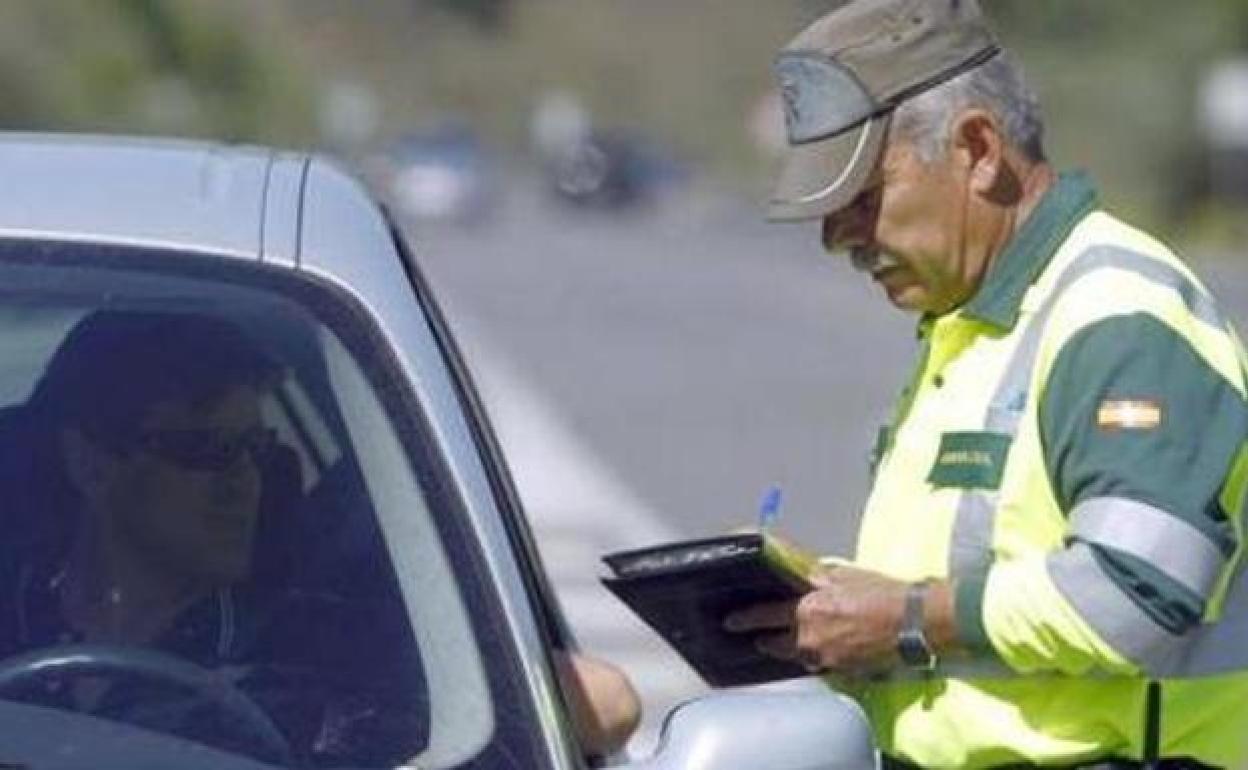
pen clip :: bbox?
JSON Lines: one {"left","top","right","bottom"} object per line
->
{"left": 758, "top": 485, "right": 783, "bottom": 532}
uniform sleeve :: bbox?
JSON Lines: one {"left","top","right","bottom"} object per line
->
{"left": 957, "top": 312, "right": 1248, "bottom": 674}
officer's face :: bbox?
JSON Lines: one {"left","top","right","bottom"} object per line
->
{"left": 96, "top": 385, "right": 267, "bottom": 588}
{"left": 821, "top": 137, "right": 991, "bottom": 315}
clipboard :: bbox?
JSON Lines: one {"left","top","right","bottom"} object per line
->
{"left": 600, "top": 531, "right": 823, "bottom": 687}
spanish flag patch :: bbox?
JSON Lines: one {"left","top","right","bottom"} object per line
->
{"left": 1096, "top": 399, "right": 1163, "bottom": 431}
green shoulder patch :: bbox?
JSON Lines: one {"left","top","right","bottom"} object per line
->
{"left": 928, "top": 431, "right": 1012, "bottom": 489}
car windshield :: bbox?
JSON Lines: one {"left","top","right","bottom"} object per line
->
{"left": 0, "top": 249, "right": 541, "bottom": 769}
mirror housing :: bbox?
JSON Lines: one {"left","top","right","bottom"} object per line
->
{"left": 627, "top": 685, "right": 876, "bottom": 770}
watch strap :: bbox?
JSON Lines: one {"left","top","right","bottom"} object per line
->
{"left": 897, "top": 580, "right": 937, "bottom": 670}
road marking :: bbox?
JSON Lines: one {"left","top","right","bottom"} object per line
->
{"left": 457, "top": 327, "right": 705, "bottom": 756}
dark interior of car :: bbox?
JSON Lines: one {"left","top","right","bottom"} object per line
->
{"left": 0, "top": 303, "right": 431, "bottom": 768}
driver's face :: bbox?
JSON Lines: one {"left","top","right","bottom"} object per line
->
{"left": 105, "top": 385, "right": 266, "bottom": 588}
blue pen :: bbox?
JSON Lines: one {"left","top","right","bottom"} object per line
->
{"left": 758, "top": 485, "right": 783, "bottom": 532}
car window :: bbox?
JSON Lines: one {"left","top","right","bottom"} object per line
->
{"left": 0, "top": 248, "right": 546, "bottom": 769}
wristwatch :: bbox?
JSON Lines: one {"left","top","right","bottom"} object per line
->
{"left": 897, "top": 580, "right": 938, "bottom": 670}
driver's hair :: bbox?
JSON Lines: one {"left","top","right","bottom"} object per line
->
{"left": 28, "top": 310, "right": 281, "bottom": 447}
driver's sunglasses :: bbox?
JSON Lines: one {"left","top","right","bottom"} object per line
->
{"left": 131, "top": 426, "right": 278, "bottom": 473}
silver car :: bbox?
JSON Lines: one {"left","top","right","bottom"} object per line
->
{"left": 0, "top": 133, "right": 874, "bottom": 770}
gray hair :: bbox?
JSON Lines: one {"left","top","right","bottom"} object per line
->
{"left": 891, "top": 51, "right": 1046, "bottom": 164}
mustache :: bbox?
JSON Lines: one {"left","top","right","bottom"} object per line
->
{"left": 849, "top": 248, "right": 901, "bottom": 274}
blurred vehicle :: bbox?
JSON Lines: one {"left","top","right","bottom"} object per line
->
{"left": 0, "top": 133, "right": 875, "bottom": 770}
{"left": 1200, "top": 57, "right": 1248, "bottom": 203}
{"left": 544, "top": 131, "right": 688, "bottom": 211}
{"left": 378, "top": 123, "right": 498, "bottom": 224}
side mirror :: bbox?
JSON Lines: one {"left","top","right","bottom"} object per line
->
{"left": 626, "top": 684, "right": 877, "bottom": 770}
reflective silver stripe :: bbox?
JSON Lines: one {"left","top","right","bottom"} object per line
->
{"left": 1158, "top": 561, "right": 1248, "bottom": 677}
{"left": 1056, "top": 247, "right": 1226, "bottom": 330}
{"left": 1070, "top": 497, "right": 1227, "bottom": 600}
{"left": 1047, "top": 543, "right": 1183, "bottom": 673}
{"left": 947, "top": 245, "right": 1227, "bottom": 581}
{"left": 949, "top": 491, "right": 997, "bottom": 578}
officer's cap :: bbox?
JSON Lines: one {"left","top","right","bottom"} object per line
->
{"left": 768, "top": 0, "right": 1000, "bottom": 221}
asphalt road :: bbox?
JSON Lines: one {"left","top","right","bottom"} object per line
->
{"left": 411, "top": 186, "right": 917, "bottom": 555}
{"left": 403, "top": 180, "right": 1248, "bottom": 755}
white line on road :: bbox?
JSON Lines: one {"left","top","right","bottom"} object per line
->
{"left": 453, "top": 324, "right": 706, "bottom": 757}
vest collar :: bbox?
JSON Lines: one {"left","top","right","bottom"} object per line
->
{"left": 961, "top": 170, "right": 1099, "bottom": 330}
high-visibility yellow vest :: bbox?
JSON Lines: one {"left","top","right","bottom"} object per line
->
{"left": 853, "top": 173, "right": 1248, "bottom": 769}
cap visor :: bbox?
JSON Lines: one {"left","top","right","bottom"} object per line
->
{"left": 766, "top": 114, "right": 889, "bottom": 222}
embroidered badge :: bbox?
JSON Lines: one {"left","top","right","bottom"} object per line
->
{"left": 928, "top": 431, "right": 1012, "bottom": 489}
{"left": 1096, "top": 399, "right": 1163, "bottom": 431}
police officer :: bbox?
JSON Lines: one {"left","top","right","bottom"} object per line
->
{"left": 726, "top": 1, "right": 1248, "bottom": 767}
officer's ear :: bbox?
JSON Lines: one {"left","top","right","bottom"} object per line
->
{"left": 949, "top": 108, "right": 1008, "bottom": 198}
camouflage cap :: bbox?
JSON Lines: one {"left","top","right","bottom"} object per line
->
{"left": 767, "top": 0, "right": 999, "bottom": 221}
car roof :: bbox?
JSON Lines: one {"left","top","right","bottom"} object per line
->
{"left": 0, "top": 131, "right": 417, "bottom": 320}
{"left": 0, "top": 132, "right": 307, "bottom": 259}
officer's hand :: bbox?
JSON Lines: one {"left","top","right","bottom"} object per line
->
{"left": 724, "top": 565, "right": 908, "bottom": 675}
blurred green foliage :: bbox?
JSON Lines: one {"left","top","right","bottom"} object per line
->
{"left": 428, "top": 0, "right": 509, "bottom": 30}
{"left": 989, "top": 0, "right": 1248, "bottom": 235}
{"left": 0, "top": 0, "right": 1243, "bottom": 242}
{"left": 0, "top": 0, "right": 314, "bottom": 142}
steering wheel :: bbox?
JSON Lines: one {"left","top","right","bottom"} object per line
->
{"left": 0, "top": 643, "right": 295, "bottom": 767}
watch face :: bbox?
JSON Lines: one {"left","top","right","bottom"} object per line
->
{"left": 898, "top": 581, "right": 937, "bottom": 670}
{"left": 898, "top": 628, "right": 936, "bottom": 669}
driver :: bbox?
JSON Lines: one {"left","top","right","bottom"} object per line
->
{"left": 0, "top": 310, "right": 423, "bottom": 765}
{"left": 22, "top": 311, "right": 280, "bottom": 654}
